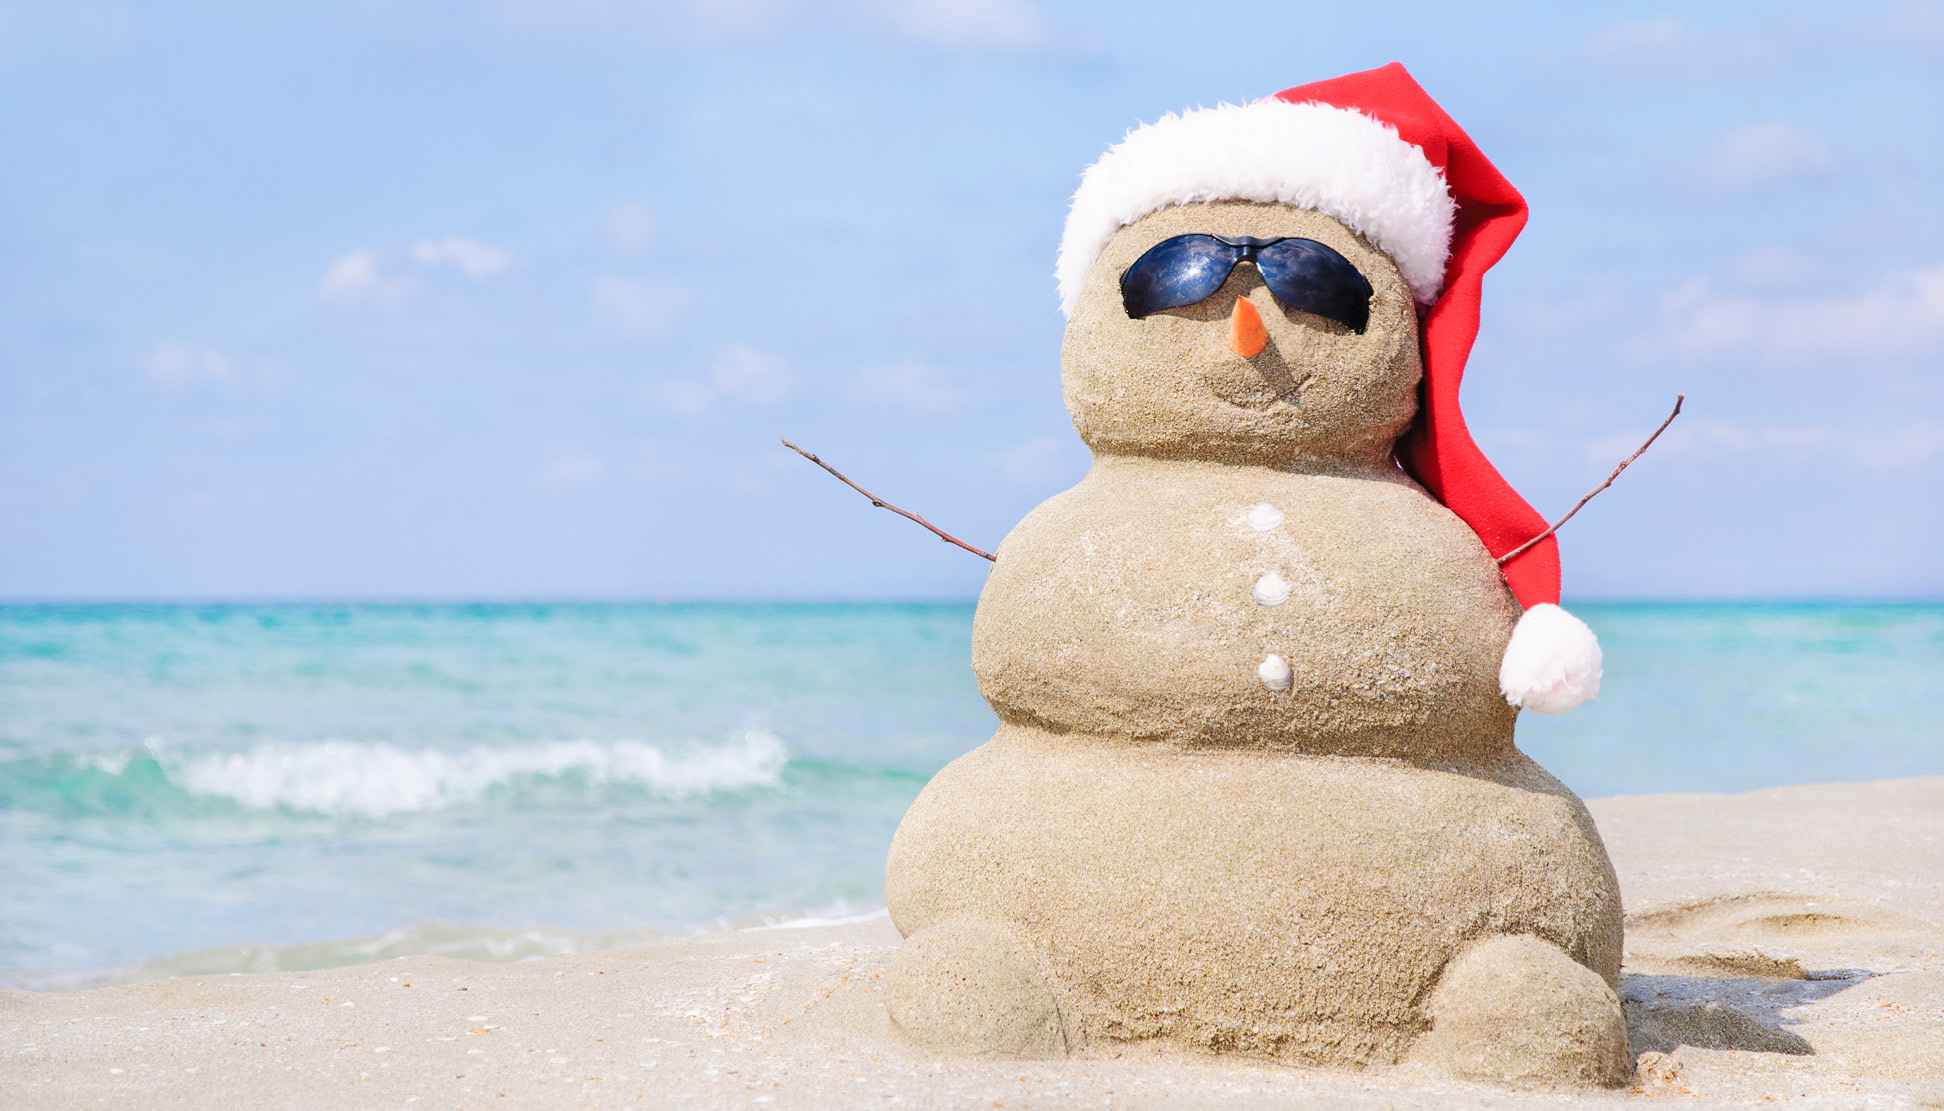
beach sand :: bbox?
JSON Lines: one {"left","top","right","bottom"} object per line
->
{"left": 5, "top": 776, "right": 1941, "bottom": 1109}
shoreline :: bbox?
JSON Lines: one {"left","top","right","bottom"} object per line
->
{"left": 5, "top": 776, "right": 1942, "bottom": 1108}
{"left": 7, "top": 909, "right": 898, "bottom": 995}
{"left": 16, "top": 775, "right": 1936, "bottom": 994}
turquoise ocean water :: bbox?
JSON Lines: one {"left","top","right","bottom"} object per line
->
{"left": 3, "top": 601, "right": 1940, "bottom": 987}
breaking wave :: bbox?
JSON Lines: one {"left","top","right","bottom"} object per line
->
{"left": 0, "top": 730, "right": 790, "bottom": 819}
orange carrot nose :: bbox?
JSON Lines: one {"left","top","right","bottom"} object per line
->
{"left": 1230, "top": 297, "right": 1268, "bottom": 358}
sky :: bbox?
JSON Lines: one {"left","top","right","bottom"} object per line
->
{"left": 2, "top": 1, "right": 1941, "bottom": 601}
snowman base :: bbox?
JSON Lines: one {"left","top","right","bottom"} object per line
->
{"left": 885, "top": 725, "right": 1629, "bottom": 1085}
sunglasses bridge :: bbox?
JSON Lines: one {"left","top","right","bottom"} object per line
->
{"left": 1209, "top": 235, "right": 1288, "bottom": 262}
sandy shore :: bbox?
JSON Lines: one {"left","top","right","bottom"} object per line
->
{"left": 5, "top": 776, "right": 1941, "bottom": 1109}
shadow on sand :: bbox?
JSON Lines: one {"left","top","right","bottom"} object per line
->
{"left": 1620, "top": 967, "right": 1872, "bottom": 1055}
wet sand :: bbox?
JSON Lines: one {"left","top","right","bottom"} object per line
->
{"left": 5, "top": 776, "right": 1941, "bottom": 1109}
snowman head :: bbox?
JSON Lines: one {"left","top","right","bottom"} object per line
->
{"left": 1053, "top": 67, "right": 1573, "bottom": 613}
{"left": 1061, "top": 198, "right": 1423, "bottom": 466}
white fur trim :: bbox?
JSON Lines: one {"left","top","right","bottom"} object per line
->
{"left": 1499, "top": 604, "right": 1603, "bottom": 715}
{"left": 1056, "top": 99, "right": 1456, "bottom": 315}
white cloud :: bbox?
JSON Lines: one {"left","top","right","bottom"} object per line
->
{"left": 1581, "top": 418, "right": 1943, "bottom": 473}
{"left": 885, "top": 0, "right": 1045, "bottom": 47}
{"left": 322, "top": 239, "right": 507, "bottom": 303}
{"left": 605, "top": 202, "right": 656, "bottom": 254}
{"left": 542, "top": 453, "right": 606, "bottom": 485}
{"left": 1704, "top": 122, "right": 1829, "bottom": 190}
{"left": 1651, "top": 265, "right": 1944, "bottom": 362}
{"left": 319, "top": 249, "right": 412, "bottom": 304}
{"left": 144, "top": 342, "right": 236, "bottom": 387}
{"left": 656, "top": 345, "right": 795, "bottom": 414}
{"left": 320, "top": 249, "right": 381, "bottom": 297}
{"left": 410, "top": 236, "right": 513, "bottom": 279}
{"left": 592, "top": 275, "right": 688, "bottom": 335}
{"left": 849, "top": 362, "right": 973, "bottom": 414}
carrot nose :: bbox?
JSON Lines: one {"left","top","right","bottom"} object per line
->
{"left": 1230, "top": 297, "right": 1268, "bottom": 358}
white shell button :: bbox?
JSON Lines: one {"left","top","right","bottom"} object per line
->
{"left": 1246, "top": 503, "right": 1284, "bottom": 531}
{"left": 1257, "top": 654, "right": 1292, "bottom": 692}
{"left": 1252, "top": 572, "right": 1291, "bottom": 606}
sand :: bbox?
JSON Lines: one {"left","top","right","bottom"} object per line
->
{"left": 4, "top": 776, "right": 1942, "bottom": 1108}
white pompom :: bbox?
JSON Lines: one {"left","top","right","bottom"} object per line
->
{"left": 1498, "top": 604, "right": 1603, "bottom": 714}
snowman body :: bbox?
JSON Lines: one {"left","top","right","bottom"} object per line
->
{"left": 883, "top": 203, "right": 1629, "bottom": 1081}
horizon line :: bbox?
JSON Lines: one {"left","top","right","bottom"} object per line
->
{"left": 2, "top": 594, "right": 1942, "bottom": 608}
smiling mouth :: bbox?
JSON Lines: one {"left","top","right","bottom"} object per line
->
{"left": 1204, "top": 355, "right": 1311, "bottom": 410}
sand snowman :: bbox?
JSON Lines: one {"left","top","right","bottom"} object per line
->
{"left": 882, "top": 64, "right": 1630, "bottom": 1087}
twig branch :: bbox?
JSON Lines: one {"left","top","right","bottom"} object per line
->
{"left": 781, "top": 438, "right": 997, "bottom": 562}
{"left": 787, "top": 393, "right": 1681, "bottom": 573}
{"left": 1498, "top": 394, "right": 1685, "bottom": 566}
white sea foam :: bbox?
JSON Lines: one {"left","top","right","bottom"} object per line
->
{"left": 745, "top": 905, "right": 890, "bottom": 932}
{"left": 80, "top": 750, "right": 135, "bottom": 775}
{"left": 166, "top": 730, "right": 789, "bottom": 817}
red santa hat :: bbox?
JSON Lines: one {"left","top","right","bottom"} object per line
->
{"left": 1056, "top": 62, "right": 1601, "bottom": 713}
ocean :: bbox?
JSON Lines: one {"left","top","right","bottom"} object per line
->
{"left": 3, "top": 601, "right": 1939, "bottom": 988}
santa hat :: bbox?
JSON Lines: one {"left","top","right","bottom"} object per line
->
{"left": 1056, "top": 62, "right": 1600, "bottom": 713}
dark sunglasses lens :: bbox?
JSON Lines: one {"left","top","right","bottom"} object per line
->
{"left": 1120, "top": 235, "right": 1238, "bottom": 319}
{"left": 1256, "top": 239, "right": 1373, "bottom": 334}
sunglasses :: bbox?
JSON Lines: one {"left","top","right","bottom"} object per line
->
{"left": 1119, "top": 234, "right": 1373, "bottom": 334}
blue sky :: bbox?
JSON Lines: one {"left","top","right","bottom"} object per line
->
{"left": 2, "top": 2, "right": 1940, "bottom": 600}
